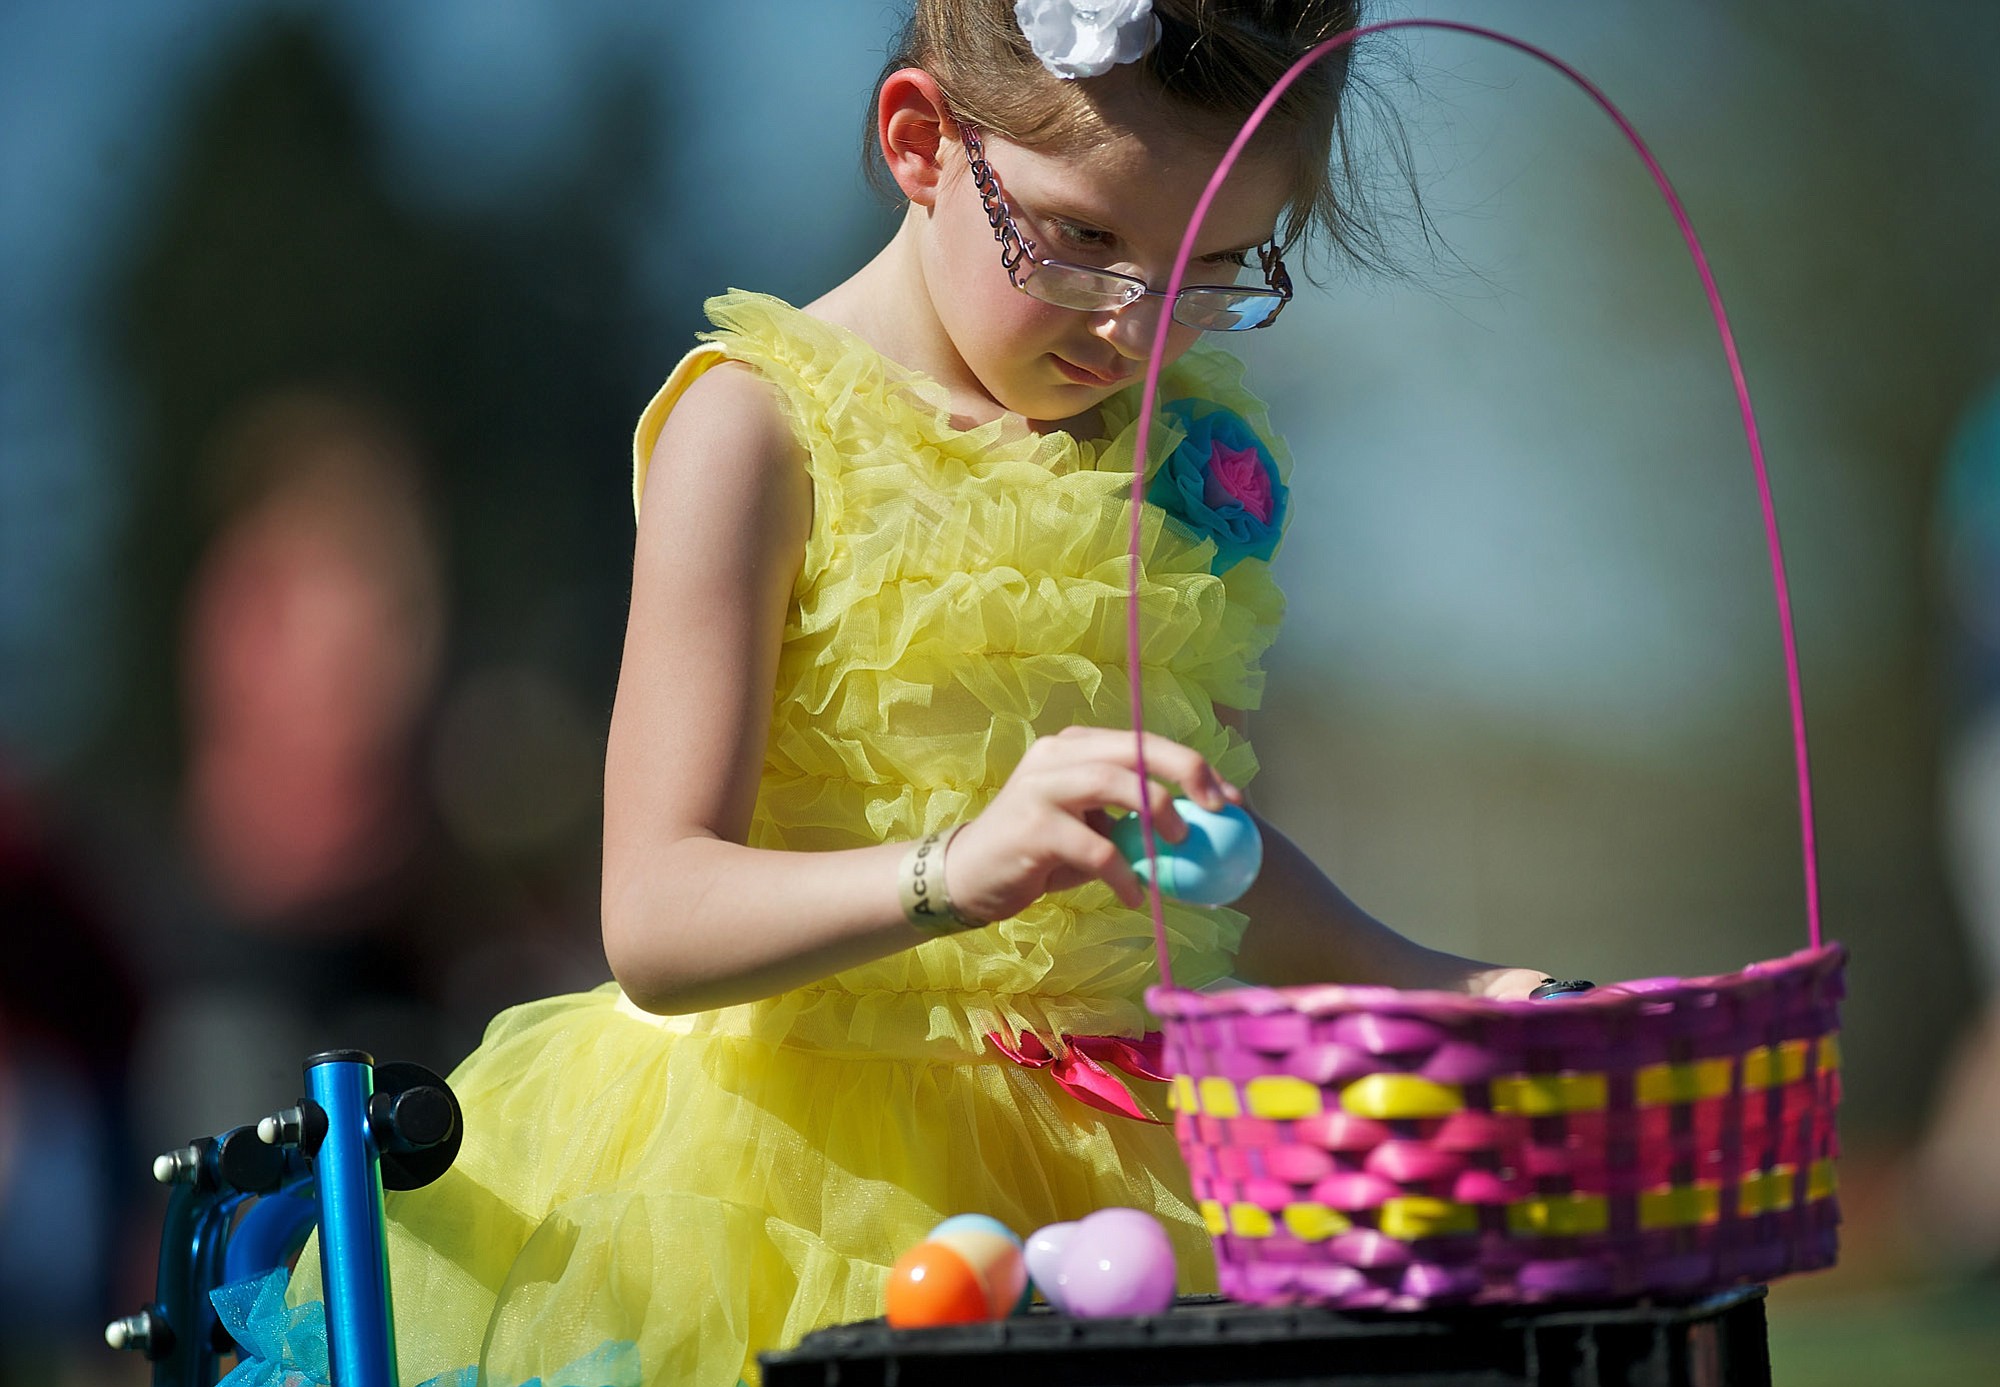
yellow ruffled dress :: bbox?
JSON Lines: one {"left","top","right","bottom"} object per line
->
{"left": 311, "top": 291, "right": 1292, "bottom": 1387}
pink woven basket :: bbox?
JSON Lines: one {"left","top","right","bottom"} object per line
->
{"left": 1121, "top": 21, "right": 1847, "bottom": 1309}
{"left": 1148, "top": 948, "right": 1843, "bottom": 1308}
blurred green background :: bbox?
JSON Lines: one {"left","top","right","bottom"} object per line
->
{"left": 2, "top": 2, "right": 1996, "bottom": 1384}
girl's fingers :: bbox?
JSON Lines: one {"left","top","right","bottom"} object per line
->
{"left": 1051, "top": 816, "right": 1146, "bottom": 908}
{"left": 961, "top": 727, "right": 1241, "bottom": 918}
{"left": 1036, "top": 726, "right": 1236, "bottom": 811}
{"left": 1026, "top": 762, "right": 1187, "bottom": 841}
{"left": 1121, "top": 732, "right": 1237, "bottom": 810}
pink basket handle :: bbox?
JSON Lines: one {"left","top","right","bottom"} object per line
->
{"left": 1126, "top": 19, "right": 1821, "bottom": 990}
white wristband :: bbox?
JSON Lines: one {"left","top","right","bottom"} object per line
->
{"left": 899, "top": 823, "right": 981, "bottom": 933}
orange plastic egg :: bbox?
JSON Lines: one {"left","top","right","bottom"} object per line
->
{"left": 884, "top": 1241, "right": 992, "bottom": 1328}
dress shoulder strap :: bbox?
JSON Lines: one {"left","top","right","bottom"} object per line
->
{"left": 630, "top": 342, "right": 730, "bottom": 519}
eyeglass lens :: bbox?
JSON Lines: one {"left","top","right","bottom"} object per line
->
{"left": 1018, "top": 265, "right": 1286, "bottom": 332}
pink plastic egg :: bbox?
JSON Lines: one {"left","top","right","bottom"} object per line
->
{"left": 1023, "top": 1220, "right": 1076, "bottom": 1311}
{"left": 1053, "top": 1208, "right": 1177, "bottom": 1318}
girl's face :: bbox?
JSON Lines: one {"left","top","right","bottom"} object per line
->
{"left": 920, "top": 119, "right": 1298, "bottom": 427}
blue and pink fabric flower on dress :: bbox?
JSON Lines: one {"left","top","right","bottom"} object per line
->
{"left": 1146, "top": 400, "right": 1289, "bottom": 574}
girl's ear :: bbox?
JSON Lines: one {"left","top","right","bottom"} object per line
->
{"left": 878, "top": 68, "right": 958, "bottom": 207}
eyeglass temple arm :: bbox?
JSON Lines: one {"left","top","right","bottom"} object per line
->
{"left": 962, "top": 128, "right": 1039, "bottom": 290}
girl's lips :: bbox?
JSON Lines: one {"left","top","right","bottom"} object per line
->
{"left": 1053, "top": 355, "right": 1132, "bottom": 388}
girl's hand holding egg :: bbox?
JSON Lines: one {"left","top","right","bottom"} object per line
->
{"left": 946, "top": 727, "right": 1243, "bottom": 924}
{"left": 1109, "top": 798, "right": 1262, "bottom": 906}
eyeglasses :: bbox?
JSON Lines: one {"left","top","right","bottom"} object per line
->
{"left": 961, "top": 127, "right": 1293, "bottom": 333}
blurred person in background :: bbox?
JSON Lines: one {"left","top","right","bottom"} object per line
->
{"left": 182, "top": 391, "right": 443, "bottom": 925}
{"left": 115, "top": 389, "right": 503, "bottom": 1160}
{"left": 91, "top": 14, "right": 631, "bottom": 1179}
{"left": 1911, "top": 379, "right": 2000, "bottom": 1276}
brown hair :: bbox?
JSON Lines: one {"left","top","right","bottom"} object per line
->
{"left": 865, "top": 1, "right": 1411, "bottom": 270}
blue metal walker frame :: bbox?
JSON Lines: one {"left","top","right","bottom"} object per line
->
{"left": 106, "top": 1050, "right": 461, "bottom": 1387}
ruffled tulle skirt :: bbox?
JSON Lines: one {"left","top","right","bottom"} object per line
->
{"left": 285, "top": 983, "right": 1215, "bottom": 1387}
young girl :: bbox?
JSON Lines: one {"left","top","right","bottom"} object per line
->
{"left": 285, "top": 3, "right": 1550, "bottom": 1384}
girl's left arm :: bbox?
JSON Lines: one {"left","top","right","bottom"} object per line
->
{"left": 1213, "top": 707, "right": 1550, "bottom": 999}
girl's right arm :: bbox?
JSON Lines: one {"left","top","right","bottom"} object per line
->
{"left": 601, "top": 363, "right": 1236, "bottom": 1015}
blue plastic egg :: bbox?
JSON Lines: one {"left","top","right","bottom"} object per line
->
{"left": 1110, "top": 799, "right": 1261, "bottom": 906}
{"left": 929, "top": 1213, "right": 1021, "bottom": 1245}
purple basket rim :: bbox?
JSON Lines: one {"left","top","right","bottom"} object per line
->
{"left": 1146, "top": 941, "right": 1847, "bottom": 1021}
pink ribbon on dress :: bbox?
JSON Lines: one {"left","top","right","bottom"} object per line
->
{"left": 988, "top": 1029, "right": 1170, "bottom": 1123}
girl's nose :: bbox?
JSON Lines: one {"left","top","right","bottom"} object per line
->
{"left": 1090, "top": 297, "right": 1164, "bottom": 360}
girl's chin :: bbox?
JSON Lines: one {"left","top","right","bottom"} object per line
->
{"left": 979, "top": 362, "right": 1120, "bottom": 430}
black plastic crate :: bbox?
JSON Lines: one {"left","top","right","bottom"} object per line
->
{"left": 758, "top": 1287, "right": 1770, "bottom": 1387}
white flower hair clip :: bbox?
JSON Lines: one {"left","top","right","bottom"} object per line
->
{"left": 1014, "top": 0, "right": 1163, "bottom": 80}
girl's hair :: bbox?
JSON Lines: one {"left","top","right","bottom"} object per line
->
{"left": 865, "top": 1, "right": 1411, "bottom": 270}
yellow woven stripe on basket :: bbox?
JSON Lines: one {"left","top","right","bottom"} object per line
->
{"left": 1175, "top": 1073, "right": 1468, "bottom": 1120}
{"left": 1228, "top": 1203, "right": 1277, "bottom": 1238}
{"left": 1206, "top": 1200, "right": 1354, "bottom": 1242}
{"left": 1340, "top": 1074, "right": 1465, "bottom": 1119}
{"left": 1717, "top": 1160, "right": 1836, "bottom": 1218}
{"left": 1199, "top": 1163, "right": 1840, "bottom": 1245}
{"left": 1506, "top": 1193, "right": 1609, "bottom": 1237}
{"left": 1241, "top": 1075, "right": 1324, "bottom": 1119}
{"left": 1198, "top": 1077, "right": 1242, "bottom": 1118}
{"left": 1817, "top": 1034, "right": 1842, "bottom": 1074}
{"left": 1639, "top": 1182, "right": 1722, "bottom": 1230}
{"left": 1738, "top": 1165, "right": 1796, "bottom": 1216}
{"left": 1636, "top": 1057, "right": 1733, "bottom": 1106}
{"left": 1489, "top": 1072, "right": 1607, "bottom": 1116}
{"left": 1741, "top": 1040, "right": 1810, "bottom": 1091}
{"left": 1379, "top": 1197, "right": 1480, "bottom": 1240}
{"left": 1283, "top": 1202, "right": 1352, "bottom": 1241}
